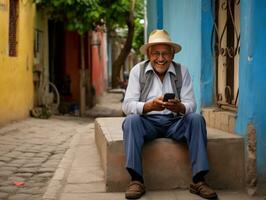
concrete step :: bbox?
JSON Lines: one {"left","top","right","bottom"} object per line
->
{"left": 94, "top": 117, "right": 245, "bottom": 192}
{"left": 202, "top": 107, "right": 236, "bottom": 134}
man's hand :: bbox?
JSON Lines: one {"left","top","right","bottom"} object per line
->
{"left": 143, "top": 96, "right": 165, "bottom": 113}
{"left": 163, "top": 98, "right": 186, "bottom": 114}
{"left": 143, "top": 97, "right": 186, "bottom": 114}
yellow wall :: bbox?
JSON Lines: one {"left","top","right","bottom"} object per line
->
{"left": 0, "top": 1, "right": 35, "bottom": 125}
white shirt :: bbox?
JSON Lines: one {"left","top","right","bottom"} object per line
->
{"left": 122, "top": 62, "right": 196, "bottom": 115}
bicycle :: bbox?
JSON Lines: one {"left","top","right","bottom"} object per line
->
{"left": 31, "top": 65, "right": 60, "bottom": 118}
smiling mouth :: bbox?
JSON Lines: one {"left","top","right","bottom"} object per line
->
{"left": 155, "top": 61, "right": 167, "bottom": 65}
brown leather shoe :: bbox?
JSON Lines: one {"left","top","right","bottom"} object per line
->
{"left": 190, "top": 181, "right": 218, "bottom": 199}
{"left": 125, "top": 181, "right": 145, "bottom": 199}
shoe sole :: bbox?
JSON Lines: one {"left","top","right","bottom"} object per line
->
{"left": 190, "top": 188, "right": 217, "bottom": 199}
{"left": 125, "top": 191, "right": 145, "bottom": 199}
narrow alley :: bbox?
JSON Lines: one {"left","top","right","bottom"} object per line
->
{"left": 0, "top": 92, "right": 264, "bottom": 200}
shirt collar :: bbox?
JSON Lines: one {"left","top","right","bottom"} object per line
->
{"left": 145, "top": 62, "right": 176, "bottom": 75}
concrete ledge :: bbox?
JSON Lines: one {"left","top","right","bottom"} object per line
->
{"left": 95, "top": 117, "right": 245, "bottom": 192}
{"left": 202, "top": 107, "right": 236, "bottom": 133}
{"left": 43, "top": 132, "right": 80, "bottom": 200}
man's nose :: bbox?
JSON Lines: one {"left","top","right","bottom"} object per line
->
{"left": 157, "top": 53, "right": 165, "bottom": 60}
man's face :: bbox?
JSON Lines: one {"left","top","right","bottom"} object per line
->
{"left": 148, "top": 44, "right": 174, "bottom": 76}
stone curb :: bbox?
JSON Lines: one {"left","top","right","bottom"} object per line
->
{"left": 42, "top": 131, "right": 81, "bottom": 200}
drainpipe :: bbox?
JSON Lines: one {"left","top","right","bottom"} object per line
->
{"left": 156, "top": 0, "right": 163, "bottom": 29}
{"left": 79, "top": 35, "right": 86, "bottom": 116}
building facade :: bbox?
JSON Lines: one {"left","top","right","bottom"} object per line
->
{"left": 0, "top": 1, "right": 108, "bottom": 123}
{"left": 0, "top": 0, "right": 35, "bottom": 125}
{"left": 146, "top": 0, "right": 266, "bottom": 195}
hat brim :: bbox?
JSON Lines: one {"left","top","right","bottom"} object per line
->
{"left": 139, "top": 42, "right": 182, "bottom": 54}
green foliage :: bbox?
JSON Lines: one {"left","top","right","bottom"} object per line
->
{"left": 30, "top": 106, "right": 52, "bottom": 119}
{"left": 99, "top": 0, "right": 130, "bottom": 28}
{"left": 100, "top": 0, "right": 144, "bottom": 54}
{"left": 34, "top": 0, "right": 144, "bottom": 52}
{"left": 132, "top": 0, "right": 144, "bottom": 55}
{"left": 34, "top": 0, "right": 105, "bottom": 34}
{"left": 133, "top": 17, "right": 144, "bottom": 55}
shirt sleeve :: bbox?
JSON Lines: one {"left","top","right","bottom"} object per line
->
{"left": 180, "top": 67, "right": 197, "bottom": 114}
{"left": 122, "top": 64, "right": 145, "bottom": 115}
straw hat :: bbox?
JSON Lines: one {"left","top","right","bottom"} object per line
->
{"left": 139, "top": 29, "right": 182, "bottom": 54}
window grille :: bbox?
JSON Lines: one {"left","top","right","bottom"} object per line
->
{"left": 212, "top": 0, "right": 240, "bottom": 111}
{"left": 9, "top": 0, "right": 18, "bottom": 57}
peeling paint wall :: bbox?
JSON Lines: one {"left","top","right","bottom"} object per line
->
{"left": 147, "top": 0, "right": 204, "bottom": 113}
{"left": 0, "top": 2, "right": 35, "bottom": 125}
{"left": 246, "top": 123, "right": 257, "bottom": 195}
{"left": 91, "top": 31, "right": 107, "bottom": 97}
{"left": 236, "top": 0, "right": 266, "bottom": 194}
{"left": 146, "top": 0, "right": 266, "bottom": 194}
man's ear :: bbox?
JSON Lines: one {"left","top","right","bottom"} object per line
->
{"left": 171, "top": 47, "right": 175, "bottom": 59}
{"left": 146, "top": 48, "right": 151, "bottom": 59}
{"left": 171, "top": 54, "right": 174, "bottom": 59}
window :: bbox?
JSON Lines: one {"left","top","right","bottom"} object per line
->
{"left": 34, "top": 29, "right": 43, "bottom": 62}
{"left": 9, "top": 0, "right": 18, "bottom": 57}
{"left": 212, "top": 0, "right": 240, "bottom": 111}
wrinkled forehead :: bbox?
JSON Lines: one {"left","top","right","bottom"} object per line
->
{"left": 148, "top": 44, "right": 173, "bottom": 52}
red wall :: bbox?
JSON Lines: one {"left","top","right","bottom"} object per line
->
{"left": 64, "top": 31, "right": 80, "bottom": 102}
{"left": 91, "top": 31, "right": 106, "bottom": 97}
{"left": 63, "top": 30, "right": 107, "bottom": 105}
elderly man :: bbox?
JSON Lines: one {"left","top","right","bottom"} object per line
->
{"left": 122, "top": 30, "right": 217, "bottom": 199}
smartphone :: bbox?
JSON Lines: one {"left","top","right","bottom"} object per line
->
{"left": 163, "top": 93, "right": 175, "bottom": 102}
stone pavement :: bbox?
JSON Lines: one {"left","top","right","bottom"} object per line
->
{"left": 0, "top": 116, "right": 93, "bottom": 200}
{"left": 0, "top": 91, "right": 265, "bottom": 200}
{"left": 85, "top": 90, "right": 124, "bottom": 118}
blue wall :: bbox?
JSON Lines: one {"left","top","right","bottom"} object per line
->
{"left": 236, "top": 0, "right": 266, "bottom": 188}
{"left": 164, "top": 0, "right": 202, "bottom": 112}
{"left": 200, "top": 0, "right": 215, "bottom": 107}
{"left": 146, "top": 0, "right": 266, "bottom": 192}
{"left": 146, "top": 0, "right": 158, "bottom": 35}
{"left": 147, "top": 0, "right": 214, "bottom": 112}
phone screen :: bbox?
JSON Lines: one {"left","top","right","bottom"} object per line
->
{"left": 163, "top": 93, "right": 175, "bottom": 102}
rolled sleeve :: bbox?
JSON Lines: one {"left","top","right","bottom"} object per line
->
{"left": 180, "top": 67, "right": 197, "bottom": 114}
{"left": 122, "top": 101, "right": 145, "bottom": 115}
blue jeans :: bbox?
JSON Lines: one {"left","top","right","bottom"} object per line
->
{"left": 122, "top": 113, "right": 209, "bottom": 178}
